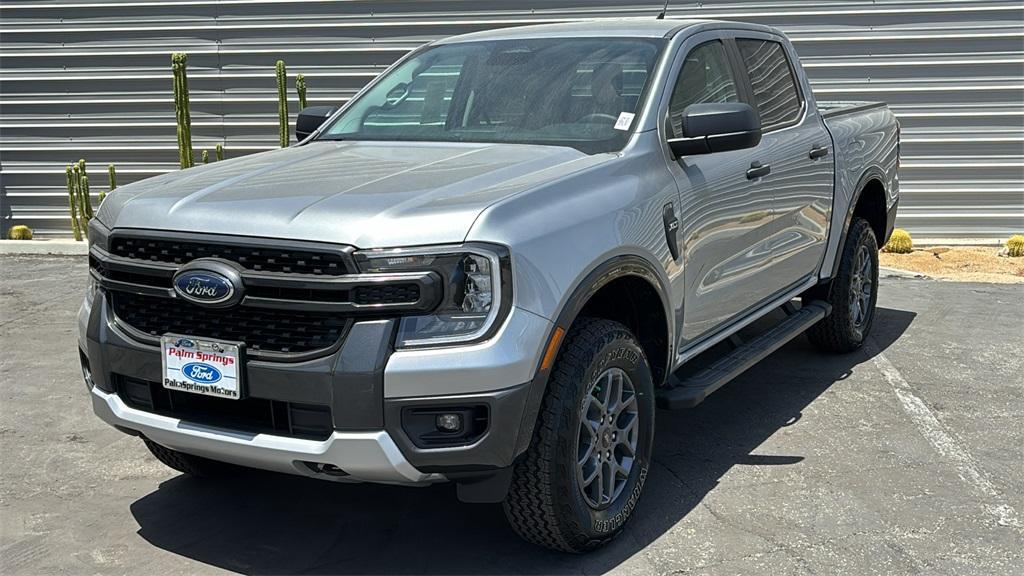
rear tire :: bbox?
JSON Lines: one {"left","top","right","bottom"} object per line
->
{"left": 804, "top": 217, "right": 879, "bottom": 352}
{"left": 144, "top": 439, "right": 236, "bottom": 478}
{"left": 503, "top": 318, "right": 655, "bottom": 553}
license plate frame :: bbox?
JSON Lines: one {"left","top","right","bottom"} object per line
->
{"left": 161, "top": 334, "right": 244, "bottom": 400}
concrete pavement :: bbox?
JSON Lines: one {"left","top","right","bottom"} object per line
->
{"left": 1, "top": 255, "right": 1021, "bottom": 575}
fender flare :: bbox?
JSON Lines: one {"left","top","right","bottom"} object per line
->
{"left": 511, "top": 254, "right": 673, "bottom": 458}
{"left": 828, "top": 167, "right": 888, "bottom": 280}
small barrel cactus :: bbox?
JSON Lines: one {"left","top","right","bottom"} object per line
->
{"left": 215, "top": 143, "right": 224, "bottom": 161}
{"left": 8, "top": 225, "right": 33, "bottom": 240}
{"left": 883, "top": 228, "right": 913, "bottom": 254}
{"left": 1007, "top": 235, "right": 1024, "bottom": 257}
{"left": 202, "top": 149, "right": 209, "bottom": 164}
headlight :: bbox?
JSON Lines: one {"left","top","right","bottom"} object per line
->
{"left": 354, "top": 243, "right": 511, "bottom": 348}
{"left": 87, "top": 219, "right": 109, "bottom": 251}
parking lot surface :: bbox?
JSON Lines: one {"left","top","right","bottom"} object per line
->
{"left": 1, "top": 255, "right": 1022, "bottom": 575}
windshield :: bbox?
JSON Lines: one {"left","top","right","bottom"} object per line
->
{"left": 317, "top": 38, "right": 664, "bottom": 154}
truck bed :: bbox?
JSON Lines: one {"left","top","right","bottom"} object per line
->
{"left": 818, "top": 100, "right": 888, "bottom": 119}
{"left": 817, "top": 99, "right": 900, "bottom": 276}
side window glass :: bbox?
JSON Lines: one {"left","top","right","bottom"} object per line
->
{"left": 668, "top": 41, "right": 739, "bottom": 137}
{"left": 736, "top": 39, "right": 802, "bottom": 128}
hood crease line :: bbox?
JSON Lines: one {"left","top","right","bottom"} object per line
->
{"left": 285, "top": 143, "right": 497, "bottom": 225}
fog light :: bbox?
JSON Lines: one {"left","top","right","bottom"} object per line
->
{"left": 435, "top": 413, "right": 462, "bottom": 433}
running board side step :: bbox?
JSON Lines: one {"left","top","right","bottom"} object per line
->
{"left": 657, "top": 301, "right": 831, "bottom": 410}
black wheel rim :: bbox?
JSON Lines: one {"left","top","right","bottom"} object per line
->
{"left": 576, "top": 367, "right": 639, "bottom": 510}
{"left": 850, "top": 244, "right": 874, "bottom": 327}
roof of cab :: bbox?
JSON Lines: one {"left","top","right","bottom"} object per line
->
{"left": 433, "top": 18, "right": 758, "bottom": 44}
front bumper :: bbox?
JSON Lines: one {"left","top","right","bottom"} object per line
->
{"left": 80, "top": 285, "right": 551, "bottom": 483}
{"left": 91, "top": 386, "right": 437, "bottom": 484}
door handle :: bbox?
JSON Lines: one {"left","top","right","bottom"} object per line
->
{"left": 746, "top": 162, "right": 771, "bottom": 180}
{"left": 809, "top": 145, "right": 829, "bottom": 159}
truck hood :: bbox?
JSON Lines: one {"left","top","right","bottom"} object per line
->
{"left": 99, "top": 140, "right": 606, "bottom": 247}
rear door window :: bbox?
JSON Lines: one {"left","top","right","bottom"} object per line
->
{"left": 736, "top": 39, "right": 802, "bottom": 129}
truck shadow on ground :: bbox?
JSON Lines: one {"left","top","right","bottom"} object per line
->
{"left": 130, "top": 307, "right": 916, "bottom": 575}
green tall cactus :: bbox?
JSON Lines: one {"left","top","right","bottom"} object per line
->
{"left": 296, "top": 73, "right": 308, "bottom": 110}
{"left": 66, "top": 165, "right": 82, "bottom": 241}
{"left": 77, "top": 159, "right": 95, "bottom": 219}
{"left": 276, "top": 60, "right": 289, "bottom": 147}
{"left": 72, "top": 166, "right": 89, "bottom": 238}
{"left": 172, "top": 53, "right": 194, "bottom": 168}
{"left": 81, "top": 175, "right": 92, "bottom": 221}
{"left": 98, "top": 164, "right": 116, "bottom": 205}
{"left": 215, "top": 143, "right": 224, "bottom": 161}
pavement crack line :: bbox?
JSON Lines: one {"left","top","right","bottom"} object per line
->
{"left": 868, "top": 341, "right": 1023, "bottom": 532}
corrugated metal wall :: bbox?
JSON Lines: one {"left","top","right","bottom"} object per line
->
{"left": 2, "top": 0, "right": 1022, "bottom": 238}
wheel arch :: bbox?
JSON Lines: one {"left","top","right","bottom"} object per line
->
{"left": 512, "top": 254, "right": 673, "bottom": 458}
{"left": 829, "top": 167, "right": 890, "bottom": 279}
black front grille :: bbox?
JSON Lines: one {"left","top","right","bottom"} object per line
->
{"left": 90, "top": 255, "right": 172, "bottom": 288}
{"left": 353, "top": 283, "right": 421, "bottom": 305}
{"left": 114, "top": 374, "right": 333, "bottom": 440}
{"left": 111, "top": 291, "right": 348, "bottom": 357}
{"left": 109, "top": 236, "right": 349, "bottom": 276}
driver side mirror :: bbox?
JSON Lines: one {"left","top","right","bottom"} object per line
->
{"left": 667, "top": 102, "right": 761, "bottom": 157}
{"left": 295, "top": 106, "right": 337, "bottom": 141}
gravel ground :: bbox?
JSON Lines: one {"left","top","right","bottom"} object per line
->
{"left": 879, "top": 247, "right": 1024, "bottom": 284}
{"left": 1, "top": 255, "right": 1022, "bottom": 575}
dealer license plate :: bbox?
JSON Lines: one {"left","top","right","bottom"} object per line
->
{"left": 161, "top": 335, "right": 243, "bottom": 400}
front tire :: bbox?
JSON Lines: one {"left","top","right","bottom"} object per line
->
{"left": 805, "top": 217, "right": 879, "bottom": 352}
{"left": 503, "top": 318, "right": 655, "bottom": 553}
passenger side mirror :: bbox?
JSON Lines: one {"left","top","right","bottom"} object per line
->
{"left": 295, "top": 106, "right": 338, "bottom": 141}
{"left": 667, "top": 102, "right": 761, "bottom": 157}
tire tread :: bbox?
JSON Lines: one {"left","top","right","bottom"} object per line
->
{"left": 805, "top": 217, "right": 879, "bottom": 353}
{"left": 503, "top": 318, "right": 644, "bottom": 553}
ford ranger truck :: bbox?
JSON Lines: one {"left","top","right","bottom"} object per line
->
{"left": 79, "top": 19, "right": 899, "bottom": 552}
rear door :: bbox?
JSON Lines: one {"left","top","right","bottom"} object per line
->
{"left": 661, "top": 32, "right": 778, "bottom": 344}
{"left": 732, "top": 35, "right": 835, "bottom": 286}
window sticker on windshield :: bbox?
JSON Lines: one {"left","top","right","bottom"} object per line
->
{"left": 614, "top": 112, "right": 635, "bottom": 131}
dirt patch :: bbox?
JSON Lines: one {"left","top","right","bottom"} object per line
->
{"left": 880, "top": 246, "right": 1024, "bottom": 284}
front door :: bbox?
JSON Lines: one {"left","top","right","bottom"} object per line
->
{"left": 664, "top": 37, "right": 778, "bottom": 344}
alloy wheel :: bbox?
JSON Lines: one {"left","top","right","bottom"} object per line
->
{"left": 850, "top": 244, "right": 874, "bottom": 327}
{"left": 576, "top": 367, "right": 640, "bottom": 509}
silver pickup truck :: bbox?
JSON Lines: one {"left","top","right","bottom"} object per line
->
{"left": 79, "top": 19, "right": 899, "bottom": 552}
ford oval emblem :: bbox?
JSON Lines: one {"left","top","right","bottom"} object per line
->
{"left": 181, "top": 362, "right": 222, "bottom": 383}
{"left": 173, "top": 270, "right": 235, "bottom": 305}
